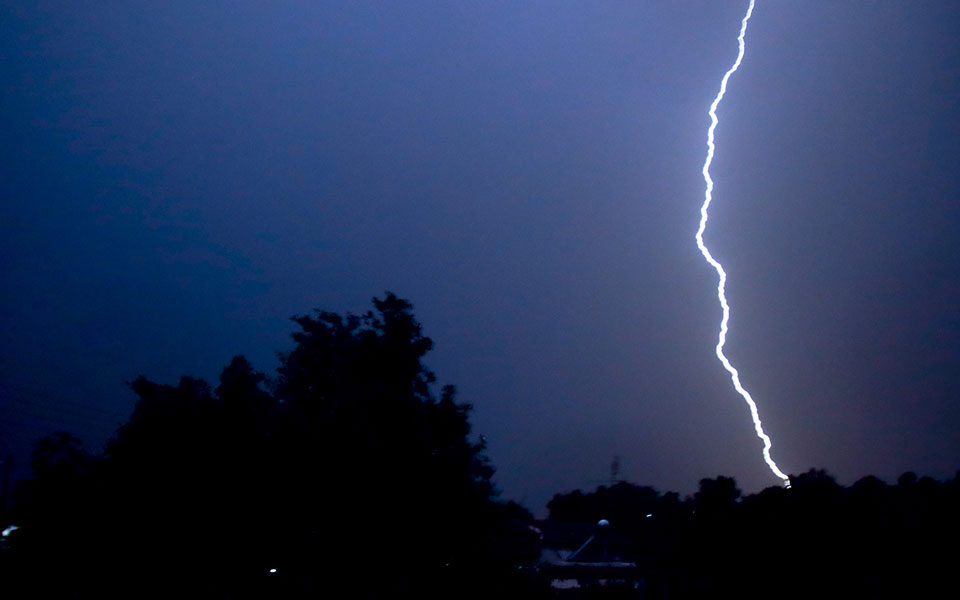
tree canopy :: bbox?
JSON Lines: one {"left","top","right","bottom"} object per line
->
{"left": 7, "top": 293, "right": 537, "bottom": 599}
{"left": 6, "top": 293, "right": 958, "bottom": 599}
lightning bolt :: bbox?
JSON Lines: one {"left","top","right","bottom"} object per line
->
{"left": 695, "top": 0, "right": 791, "bottom": 487}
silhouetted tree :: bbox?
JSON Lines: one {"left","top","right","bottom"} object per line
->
{"left": 693, "top": 475, "right": 740, "bottom": 520}
{"left": 5, "top": 293, "right": 537, "bottom": 599}
{"left": 272, "top": 293, "right": 532, "bottom": 597}
{"left": 8, "top": 432, "right": 95, "bottom": 596}
{"left": 7, "top": 295, "right": 959, "bottom": 599}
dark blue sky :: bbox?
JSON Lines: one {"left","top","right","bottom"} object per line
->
{"left": 3, "top": 1, "right": 959, "bottom": 513}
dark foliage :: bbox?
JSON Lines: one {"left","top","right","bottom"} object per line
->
{"left": 4, "top": 293, "right": 957, "bottom": 598}
{"left": 546, "top": 469, "right": 960, "bottom": 599}
{"left": 4, "top": 293, "right": 539, "bottom": 599}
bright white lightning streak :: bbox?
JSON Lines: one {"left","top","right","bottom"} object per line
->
{"left": 695, "top": 0, "right": 790, "bottom": 487}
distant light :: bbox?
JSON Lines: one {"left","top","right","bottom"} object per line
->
{"left": 268, "top": 568, "right": 277, "bottom": 574}
{"left": 2, "top": 525, "right": 19, "bottom": 537}
{"left": 645, "top": 514, "right": 653, "bottom": 518}
{"left": 598, "top": 519, "right": 610, "bottom": 527}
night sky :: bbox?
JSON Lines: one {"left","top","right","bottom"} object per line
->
{"left": 3, "top": 1, "right": 959, "bottom": 514}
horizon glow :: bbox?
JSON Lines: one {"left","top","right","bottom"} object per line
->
{"left": 694, "top": 0, "right": 791, "bottom": 487}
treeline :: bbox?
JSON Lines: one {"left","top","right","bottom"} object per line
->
{"left": 1, "top": 293, "right": 956, "bottom": 599}
{"left": 2, "top": 294, "right": 541, "bottom": 599}
{"left": 546, "top": 470, "right": 960, "bottom": 598}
